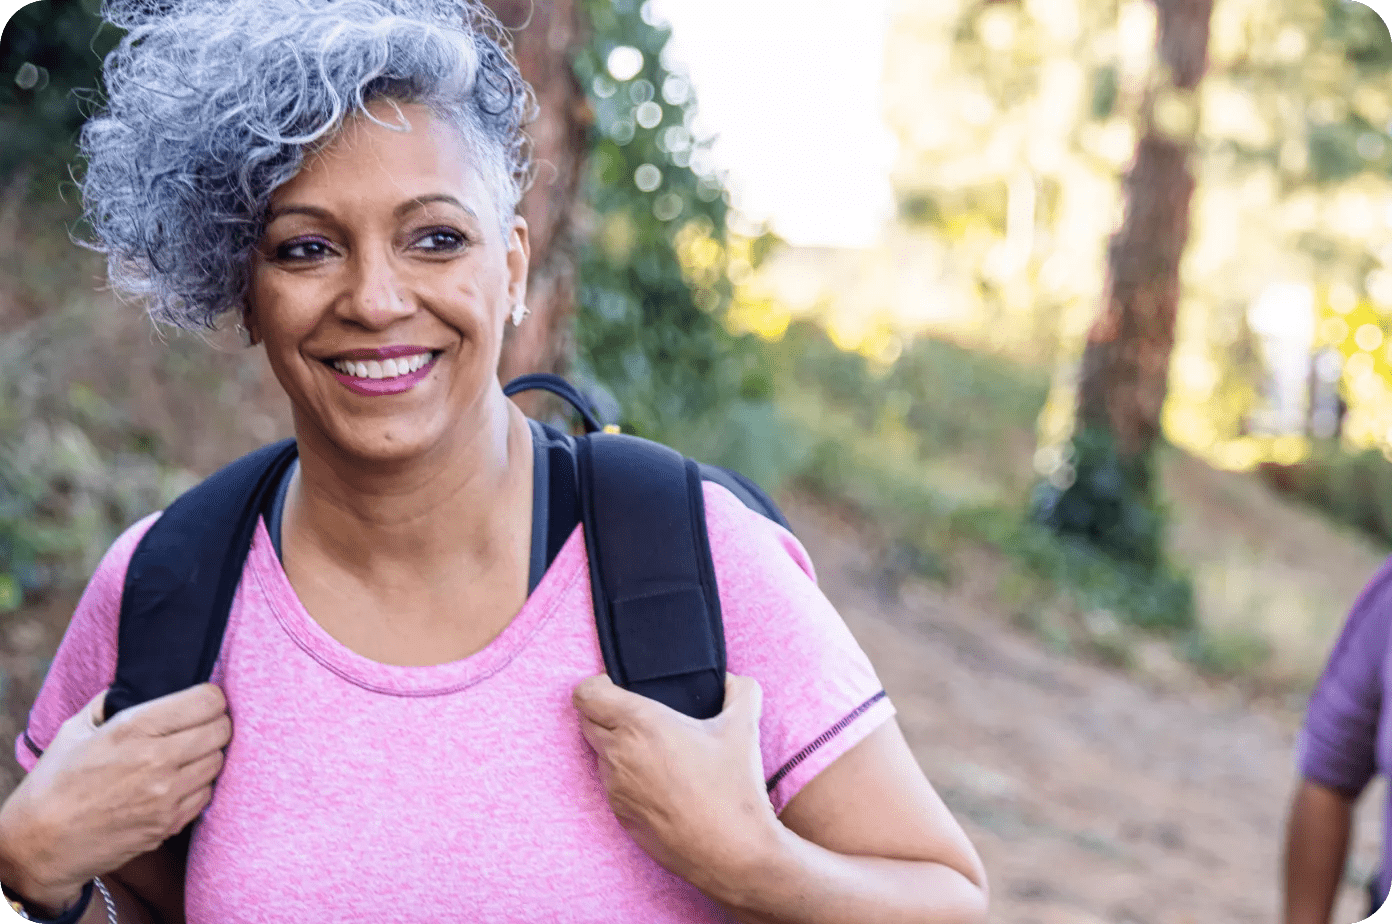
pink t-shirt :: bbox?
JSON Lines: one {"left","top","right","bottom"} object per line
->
{"left": 17, "top": 482, "right": 894, "bottom": 923}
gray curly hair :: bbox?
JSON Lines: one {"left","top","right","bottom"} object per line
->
{"left": 79, "top": 0, "right": 536, "bottom": 330}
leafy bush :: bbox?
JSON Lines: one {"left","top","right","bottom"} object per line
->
{"left": 1258, "top": 448, "right": 1392, "bottom": 548}
{"left": 571, "top": 0, "right": 774, "bottom": 456}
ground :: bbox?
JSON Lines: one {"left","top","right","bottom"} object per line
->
{"left": 0, "top": 489, "right": 1383, "bottom": 923}
{"left": 785, "top": 492, "right": 1385, "bottom": 924}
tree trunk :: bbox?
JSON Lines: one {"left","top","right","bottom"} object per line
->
{"left": 484, "top": 0, "right": 589, "bottom": 387}
{"left": 1036, "top": 0, "right": 1213, "bottom": 568}
{"left": 1076, "top": 0, "right": 1213, "bottom": 456}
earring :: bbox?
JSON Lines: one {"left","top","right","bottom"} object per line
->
{"left": 510, "top": 303, "right": 530, "bottom": 327}
{"left": 235, "top": 322, "right": 256, "bottom": 347}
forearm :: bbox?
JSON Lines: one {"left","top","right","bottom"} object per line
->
{"left": 714, "top": 825, "right": 988, "bottom": 924}
{"left": 0, "top": 843, "right": 158, "bottom": 924}
{"left": 1283, "top": 777, "right": 1355, "bottom": 924}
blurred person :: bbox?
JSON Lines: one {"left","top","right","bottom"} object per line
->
{"left": 1283, "top": 562, "right": 1392, "bottom": 923}
{"left": 0, "top": 1, "right": 988, "bottom": 922}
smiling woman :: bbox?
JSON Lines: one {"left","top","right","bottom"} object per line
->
{"left": 0, "top": 1, "right": 987, "bottom": 923}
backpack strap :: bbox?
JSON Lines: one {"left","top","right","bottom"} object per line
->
{"left": 576, "top": 432, "right": 726, "bottom": 719}
{"left": 106, "top": 439, "right": 299, "bottom": 719}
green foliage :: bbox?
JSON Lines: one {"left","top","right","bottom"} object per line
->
{"left": 0, "top": 301, "right": 184, "bottom": 612}
{"left": 1, "top": 0, "right": 119, "bottom": 202}
{"left": 1031, "top": 425, "right": 1169, "bottom": 570}
{"left": 776, "top": 321, "right": 1194, "bottom": 634}
{"left": 1258, "top": 447, "right": 1392, "bottom": 548}
{"left": 571, "top": 0, "right": 771, "bottom": 451}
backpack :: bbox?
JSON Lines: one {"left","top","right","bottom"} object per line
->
{"left": 102, "top": 374, "right": 790, "bottom": 722}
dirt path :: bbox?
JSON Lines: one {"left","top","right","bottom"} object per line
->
{"left": 784, "top": 495, "right": 1384, "bottom": 924}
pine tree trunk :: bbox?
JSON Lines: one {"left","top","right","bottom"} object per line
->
{"left": 1076, "top": 0, "right": 1212, "bottom": 456}
{"left": 1036, "top": 0, "right": 1213, "bottom": 567}
{"left": 484, "top": 0, "right": 589, "bottom": 385}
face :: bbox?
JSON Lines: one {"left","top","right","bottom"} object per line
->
{"left": 247, "top": 101, "right": 529, "bottom": 465}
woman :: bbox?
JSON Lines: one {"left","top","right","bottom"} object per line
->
{"left": 0, "top": 1, "right": 988, "bottom": 921}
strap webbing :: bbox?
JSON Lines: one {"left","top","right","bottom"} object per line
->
{"left": 577, "top": 433, "right": 726, "bottom": 719}
{"left": 107, "top": 439, "right": 298, "bottom": 718}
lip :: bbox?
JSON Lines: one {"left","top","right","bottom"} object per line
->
{"left": 326, "top": 352, "right": 439, "bottom": 397}
{"left": 325, "top": 345, "right": 438, "bottom": 361}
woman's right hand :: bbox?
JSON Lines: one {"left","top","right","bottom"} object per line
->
{"left": 0, "top": 684, "right": 231, "bottom": 912}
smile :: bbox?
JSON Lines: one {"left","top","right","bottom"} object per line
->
{"left": 330, "top": 352, "right": 433, "bottom": 380}
{"left": 323, "top": 349, "right": 441, "bottom": 396}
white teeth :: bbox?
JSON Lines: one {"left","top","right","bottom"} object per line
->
{"left": 332, "top": 353, "right": 432, "bottom": 379}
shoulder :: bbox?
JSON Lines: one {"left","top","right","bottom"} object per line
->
{"left": 15, "top": 512, "right": 163, "bottom": 769}
{"left": 700, "top": 480, "right": 818, "bottom": 587}
{"left": 86, "top": 512, "right": 166, "bottom": 606}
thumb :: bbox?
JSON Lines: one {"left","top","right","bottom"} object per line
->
{"left": 84, "top": 688, "right": 109, "bottom": 730}
{"left": 573, "top": 673, "right": 645, "bottom": 729}
{"left": 721, "top": 674, "right": 764, "bottom": 724}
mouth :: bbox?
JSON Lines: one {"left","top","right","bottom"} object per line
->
{"left": 321, "top": 348, "right": 443, "bottom": 395}
{"left": 324, "top": 350, "right": 439, "bottom": 381}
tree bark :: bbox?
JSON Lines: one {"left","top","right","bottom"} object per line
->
{"left": 484, "top": 0, "right": 590, "bottom": 386}
{"left": 1075, "top": 0, "right": 1213, "bottom": 458}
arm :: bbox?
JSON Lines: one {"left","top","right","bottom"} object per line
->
{"left": 722, "top": 720, "right": 986, "bottom": 924}
{"left": 1282, "top": 778, "right": 1355, "bottom": 924}
{"left": 0, "top": 829, "right": 180, "bottom": 924}
{"left": 575, "top": 674, "right": 987, "bottom": 924}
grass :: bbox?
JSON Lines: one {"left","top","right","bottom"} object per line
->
{"left": 757, "top": 320, "right": 1385, "bottom": 692}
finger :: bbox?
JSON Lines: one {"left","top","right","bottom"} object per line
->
{"left": 172, "top": 748, "right": 226, "bottom": 795}
{"left": 572, "top": 674, "right": 637, "bottom": 729}
{"left": 161, "top": 714, "right": 233, "bottom": 767}
{"left": 170, "top": 784, "right": 215, "bottom": 833}
{"left": 576, "top": 714, "right": 615, "bottom": 755}
{"left": 84, "top": 689, "right": 110, "bottom": 730}
{"left": 119, "top": 684, "right": 227, "bottom": 738}
{"left": 724, "top": 674, "right": 764, "bottom": 718}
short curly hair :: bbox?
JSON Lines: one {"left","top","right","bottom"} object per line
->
{"left": 79, "top": 0, "right": 536, "bottom": 329}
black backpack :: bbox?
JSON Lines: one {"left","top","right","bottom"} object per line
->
{"left": 103, "top": 374, "right": 790, "bottom": 722}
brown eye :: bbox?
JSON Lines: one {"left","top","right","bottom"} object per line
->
{"left": 413, "top": 228, "right": 468, "bottom": 252}
{"left": 275, "top": 238, "right": 334, "bottom": 261}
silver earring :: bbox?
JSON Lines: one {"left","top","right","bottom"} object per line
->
{"left": 510, "top": 303, "right": 530, "bottom": 327}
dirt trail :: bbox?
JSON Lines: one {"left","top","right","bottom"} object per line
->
{"left": 784, "top": 495, "right": 1384, "bottom": 924}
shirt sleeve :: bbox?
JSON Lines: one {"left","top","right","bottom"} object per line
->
{"left": 1297, "top": 556, "right": 1392, "bottom": 799}
{"left": 13, "top": 514, "right": 161, "bottom": 773}
{"left": 702, "top": 483, "right": 897, "bottom": 814}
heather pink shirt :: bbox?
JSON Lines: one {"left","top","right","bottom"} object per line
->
{"left": 17, "top": 482, "right": 894, "bottom": 923}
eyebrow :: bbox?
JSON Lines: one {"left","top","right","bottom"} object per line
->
{"left": 265, "top": 195, "right": 480, "bottom": 223}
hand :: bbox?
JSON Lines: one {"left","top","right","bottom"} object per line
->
{"left": 0, "top": 684, "right": 231, "bottom": 912}
{"left": 572, "top": 673, "right": 781, "bottom": 901}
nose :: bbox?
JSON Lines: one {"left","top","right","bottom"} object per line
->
{"left": 338, "top": 248, "right": 415, "bottom": 329}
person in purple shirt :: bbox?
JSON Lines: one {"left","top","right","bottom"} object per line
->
{"left": 1284, "top": 559, "right": 1392, "bottom": 923}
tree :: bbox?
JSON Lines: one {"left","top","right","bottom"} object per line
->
{"left": 485, "top": 0, "right": 590, "bottom": 385}
{"left": 1034, "top": 0, "right": 1215, "bottom": 567}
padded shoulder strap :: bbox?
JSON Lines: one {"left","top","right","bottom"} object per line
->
{"left": 576, "top": 432, "right": 726, "bottom": 719}
{"left": 107, "top": 439, "right": 299, "bottom": 719}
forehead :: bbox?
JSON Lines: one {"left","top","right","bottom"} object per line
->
{"left": 271, "top": 101, "right": 490, "bottom": 212}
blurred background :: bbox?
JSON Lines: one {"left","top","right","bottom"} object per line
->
{"left": 3, "top": 0, "right": 1392, "bottom": 920}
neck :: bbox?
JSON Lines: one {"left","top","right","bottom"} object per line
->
{"left": 283, "top": 385, "right": 533, "bottom": 575}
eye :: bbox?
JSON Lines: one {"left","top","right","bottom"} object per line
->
{"left": 412, "top": 228, "right": 470, "bottom": 253}
{"left": 273, "top": 238, "right": 335, "bottom": 261}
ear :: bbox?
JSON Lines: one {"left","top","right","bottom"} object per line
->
{"left": 505, "top": 215, "right": 531, "bottom": 310}
{"left": 239, "top": 304, "right": 261, "bottom": 347}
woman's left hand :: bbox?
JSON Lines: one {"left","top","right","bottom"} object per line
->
{"left": 573, "top": 673, "right": 781, "bottom": 897}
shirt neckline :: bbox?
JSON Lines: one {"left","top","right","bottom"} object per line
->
{"left": 243, "top": 500, "right": 587, "bottom": 697}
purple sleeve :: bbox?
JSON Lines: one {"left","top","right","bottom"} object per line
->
{"left": 1298, "top": 557, "right": 1392, "bottom": 798}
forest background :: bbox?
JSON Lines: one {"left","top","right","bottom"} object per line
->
{"left": 3, "top": 0, "right": 1392, "bottom": 920}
